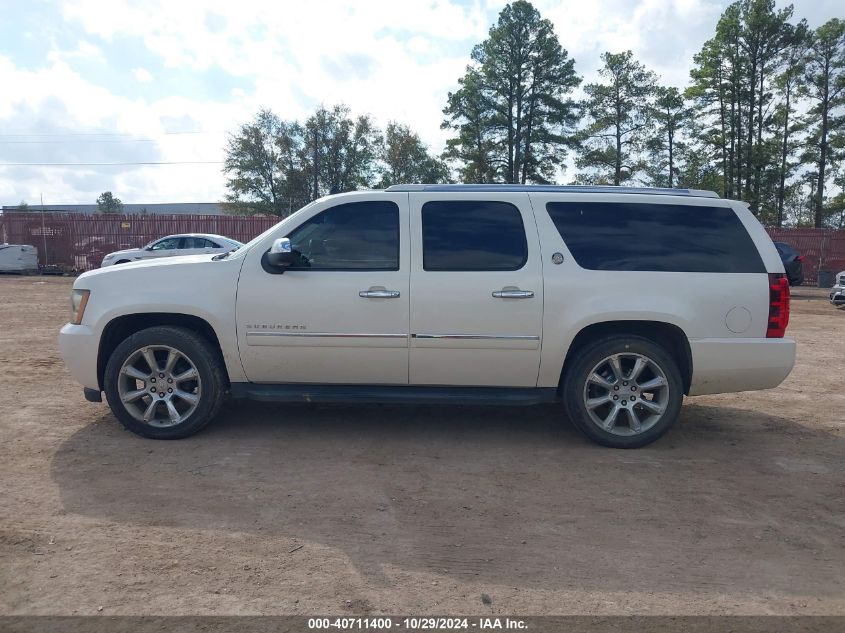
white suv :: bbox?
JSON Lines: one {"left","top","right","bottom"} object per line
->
{"left": 59, "top": 185, "right": 795, "bottom": 448}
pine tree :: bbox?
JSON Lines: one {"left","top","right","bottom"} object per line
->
{"left": 773, "top": 20, "right": 810, "bottom": 226}
{"left": 442, "top": 1, "right": 580, "bottom": 183}
{"left": 646, "top": 87, "right": 691, "bottom": 188}
{"left": 577, "top": 51, "right": 657, "bottom": 185}
{"left": 803, "top": 18, "right": 845, "bottom": 228}
{"left": 687, "top": 1, "right": 799, "bottom": 216}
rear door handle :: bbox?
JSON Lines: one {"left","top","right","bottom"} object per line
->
{"left": 359, "top": 289, "right": 401, "bottom": 299}
{"left": 492, "top": 289, "right": 534, "bottom": 299}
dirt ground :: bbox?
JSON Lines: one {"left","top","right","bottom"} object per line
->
{"left": 0, "top": 275, "right": 843, "bottom": 616}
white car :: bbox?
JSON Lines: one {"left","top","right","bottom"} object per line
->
{"left": 830, "top": 270, "right": 845, "bottom": 306}
{"left": 100, "top": 234, "right": 242, "bottom": 267}
{"left": 59, "top": 185, "right": 796, "bottom": 448}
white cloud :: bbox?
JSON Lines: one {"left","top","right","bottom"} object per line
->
{"left": 45, "top": 39, "right": 104, "bottom": 64}
{"left": 0, "top": 54, "right": 241, "bottom": 204}
{"left": 59, "top": 0, "right": 487, "bottom": 145}
{"left": 1, "top": 0, "right": 843, "bottom": 205}
{"left": 132, "top": 67, "right": 153, "bottom": 83}
{"left": 540, "top": 0, "right": 724, "bottom": 87}
{"left": 3, "top": 0, "right": 491, "bottom": 204}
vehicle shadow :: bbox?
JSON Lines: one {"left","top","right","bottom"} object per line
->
{"left": 50, "top": 400, "right": 845, "bottom": 594}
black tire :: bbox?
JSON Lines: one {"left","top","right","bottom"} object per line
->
{"left": 103, "top": 326, "right": 226, "bottom": 439}
{"left": 562, "top": 335, "right": 683, "bottom": 448}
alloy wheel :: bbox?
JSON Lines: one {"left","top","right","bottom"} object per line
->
{"left": 117, "top": 345, "right": 202, "bottom": 427}
{"left": 582, "top": 352, "right": 670, "bottom": 436}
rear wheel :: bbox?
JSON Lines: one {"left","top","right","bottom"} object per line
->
{"left": 104, "top": 326, "right": 225, "bottom": 439}
{"left": 562, "top": 335, "right": 683, "bottom": 448}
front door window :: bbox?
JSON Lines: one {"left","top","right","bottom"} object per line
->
{"left": 287, "top": 201, "right": 400, "bottom": 270}
{"left": 151, "top": 238, "right": 180, "bottom": 251}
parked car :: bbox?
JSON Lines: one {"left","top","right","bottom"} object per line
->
{"left": 830, "top": 270, "right": 845, "bottom": 306}
{"left": 773, "top": 241, "right": 804, "bottom": 286}
{"left": 0, "top": 243, "right": 38, "bottom": 273}
{"left": 100, "top": 234, "right": 242, "bottom": 267}
{"left": 59, "top": 185, "right": 796, "bottom": 449}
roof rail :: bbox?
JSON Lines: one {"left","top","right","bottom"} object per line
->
{"left": 384, "top": 184, "right": 720, "bottom": 198}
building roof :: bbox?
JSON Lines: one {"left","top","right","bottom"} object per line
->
{"left": 1, "top": 202, "right": 227, "bottom": 215}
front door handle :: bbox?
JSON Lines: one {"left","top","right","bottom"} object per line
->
{"left": 492, "top": 289, "right": 534, "bottom": 299}
{"left": 359, "top": 289, "right": 401, "bottom": 299}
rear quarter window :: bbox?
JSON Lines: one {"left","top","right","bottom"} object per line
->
{"left": 545, "top": 201, "right": 766, "bottom": 273}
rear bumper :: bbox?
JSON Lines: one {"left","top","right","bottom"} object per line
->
{"left": 688, "top": 337, "right": 796, "bottom": 396}
{"left": 58, "top": 323, "right": 100, "bottom": 391}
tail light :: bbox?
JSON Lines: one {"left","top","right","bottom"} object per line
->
{"left": 767, "top": 273, "right": 790, "bottom": 338}
{"left": 796, "top": 255, "right": 805, "bottom": 262}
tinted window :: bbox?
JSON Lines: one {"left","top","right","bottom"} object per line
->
{"left": 422, "top": 201, "right": 527, "bottom": 271}
{"left": 287, "top": 201, "right": 399, "bottom": 270}
{"left": 545, "top": 201, "right": 765, "bottom": 273}
{"left": 185, "top": 238, "right": 218, "bottom": 248}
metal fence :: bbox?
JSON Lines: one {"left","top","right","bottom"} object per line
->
{"left": 0, "top": 212, "right": 278, "bottom": 271}
{"left": 766, "top": 228, "right": 845, "bottom": 285}
{"left": 1, "top": 211, "right": 844, "bottom": 283}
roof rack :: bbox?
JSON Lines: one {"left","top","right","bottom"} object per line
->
{"left": 384, "top": 184, "right": 720, "bottom": 199}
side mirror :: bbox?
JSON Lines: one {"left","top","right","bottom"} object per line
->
{"left": 266, "top": 237, "right": 293, "bottom": 269}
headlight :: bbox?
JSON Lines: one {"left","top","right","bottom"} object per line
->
{"left": 103, "top": 254, "right": 114, "bottom": 260}
{"left": 70, "top": 289, "right": 90, "bottom": 325}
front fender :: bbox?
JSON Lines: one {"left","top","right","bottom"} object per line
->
{"left": 74, "top": 256, "right": 248, "bottom": 385}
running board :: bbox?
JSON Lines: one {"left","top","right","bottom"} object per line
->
{"left": 229, "top": 383, "right": 559, "bottom": 406}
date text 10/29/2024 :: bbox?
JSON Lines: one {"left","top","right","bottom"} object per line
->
{"left": 307, "top": 617, "right": 527, "bottom": 630}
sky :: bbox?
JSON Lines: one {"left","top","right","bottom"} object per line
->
{"left": 0, "top": 0, "right": 841, "bottom": 206}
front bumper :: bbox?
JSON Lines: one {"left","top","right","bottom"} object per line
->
{"left": 830, "top": 286, "right": 845, "bottom": 305}
{"left": 58, "top": 323, "right": 100, "bottom": 391}
{"left": 688, "top": 337, "right": 796, "bottom": 396}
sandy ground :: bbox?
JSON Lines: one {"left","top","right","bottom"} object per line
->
{"left": 0, "top": 276, "right": 843, "bottom": 616}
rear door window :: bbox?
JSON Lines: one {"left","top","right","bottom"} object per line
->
{"left": 421, "top": 200, "right": 527, "bottom": 271}
{"left": 545, "top": 201, "right": 765, "bottom": 273}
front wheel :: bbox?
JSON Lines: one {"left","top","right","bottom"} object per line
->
{"left": 103, "top": 326, "right": 225, "bottom": 439}
{"left": 562, "top": 335, "right": 683, "bottom": 448}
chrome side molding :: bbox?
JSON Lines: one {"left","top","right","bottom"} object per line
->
{"left": 412, "top": 333, "right": 540, "bottom": 341}
{"left": 246, "top": 331, "right": 407, "bottom": 339}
